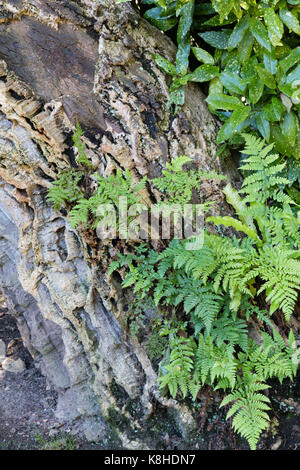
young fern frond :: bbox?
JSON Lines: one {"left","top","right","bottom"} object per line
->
{"left": 255, "top": 246, "right": 300, "bottom": 320}
{"left": 72, "top": 122, "right": 93, "bottom": 168}
{"left": 152, "top": 155, "right": 225, "bottom": 206}
{"left": 220, "top": 376, "right": 271, "bottom": 451}
{"left": 46, "top": 170, "right": 83, "bottom": 211}
{"left": 206, "top": 215, "right": 261, "bottom": 244}
{"left": 158, "top": 336, "right": 196, "bottom": 399}
{"left": 223, "top": 183, "right": 256, "bottom": 230}
{"left": 240, "top": 133, "right": 293, "bottom": 204}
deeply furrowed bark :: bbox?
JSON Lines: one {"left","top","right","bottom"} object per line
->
{"left": 0, "top": 0, "right": 236, "bottom": 447}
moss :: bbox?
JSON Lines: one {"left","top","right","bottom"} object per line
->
{"left": 109, "top": 378, "right": 130, "bottom": 408}
{"left": 125, "top": 398, "right": 144, "bottom": 420}
{"left": 105, "top": 408, "right": 124, "bottom": 448}
{"left": 107, "top": 407, "right": 131, "bottom": 433}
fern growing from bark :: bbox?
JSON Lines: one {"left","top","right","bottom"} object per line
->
{"left": 109, "top": 134, "right": 300, "bottom": 449}
{"left": 48, "top": 126, "right": 300, "bottom": 450}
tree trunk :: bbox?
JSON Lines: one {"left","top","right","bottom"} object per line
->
{"left": 0, "top": 0, "right": 235, "bottom": 447}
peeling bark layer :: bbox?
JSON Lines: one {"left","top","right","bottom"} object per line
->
{"left": 0, "top": 0, "right": 233, "bottom": 447}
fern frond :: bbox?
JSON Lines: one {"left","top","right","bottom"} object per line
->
{"left": 158, "top": 336, "right": 196, "bottom": 399}
{"left": 240, "top": 134, "right": 291, "bottom": 204}
{"left": 207, "top": 215, "right": 261, "bottom": 244}
{"left": 72, "top": 122, "right": 93, "bottom": 168}
{"left": 220, "top": 375, "right": 271, "bottom": 450}
{"left": 47, "top": 170, "right": 83, "bottom": 211}
{"left": 223, "top": 183, "right": 256, "bottom": 230}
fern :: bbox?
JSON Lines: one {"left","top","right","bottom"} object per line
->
{"left": 47, "top": 128, "right": 300, "bottom": 451}
{"left": 47, "top": 123, "right": 93, "bottom": 212}
{"left": 205, "top": 135, "right": 300, "bottom": 320}
{"left": 249, "top": 332, "right": 297, "bottom": 383}
{"left": 69, "top": 169, "right": 147, "bottom": 229}
{"left": 240, "top": 133, "right": 294, "bottom": 205}
{"left": 220, "top": 375, "right": 271, "bottom": 451}
{"left": 46, "top": 170, "right": 83, "bottom": 211}
{"left": 72, "top": 122, "right": 93, "bottom": 168}
{"left": 156, "top": 317, "right": 297, "bottom": 449}
{"left": 158, "top": 330, "right": 197, "bottom": 399}
{"left": 195, "top": 335, "right": 238, "bottom": 389}
{"left": 152, "top": 155, "right": 226, "bottom": 206}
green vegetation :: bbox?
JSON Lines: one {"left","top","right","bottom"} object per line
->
{"left": 108, "top": 134, "right": 300, "bottom": 450}
{"left": 152, "top": 155, "right": 225, "bottom": 206}
{"left": 35, "top": 433, "right": 75, "bottom": 450}
{"left": 47, "top": 1, "right": 300, "bottom": 450}
{"left": 132, "top": 0, "right": 300, "bottom": 166}
{"left": 48, "top": 127, "right": 300, "bottom": 450}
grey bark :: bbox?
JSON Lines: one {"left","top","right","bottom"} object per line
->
{"left": 0, "top": 0, "right": 234, "bottom": 447}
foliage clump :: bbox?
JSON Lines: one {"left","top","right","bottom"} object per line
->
{"left": 109, "top": 134, "right": 300, "bottom": 450}
{"left": 134, "top": 0, "right": 300, "bottom": 165}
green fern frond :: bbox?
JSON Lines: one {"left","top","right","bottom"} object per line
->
{"left": 220, "top": 375, "right": 271, "bottom": 450}
{"left": 240, "top": 134, "right": 291, "bottom": 204}
{"left": 47, "top": 170, "right": 83, "bottom": 211}
{"left": 206, "top": 215, "right": 261, "bottom": 244}
{"left": 72, "top": 122, "right": 93, "bottom": 168}
{"left": 158, "top": 336, "right": 196, "bottom": 399}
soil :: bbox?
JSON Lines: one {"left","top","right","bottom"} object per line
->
{"left": 0, "top": 294, "right": 300, "bottom": 451}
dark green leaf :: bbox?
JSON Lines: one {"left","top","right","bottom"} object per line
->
{"left": 241, "top": 57, "right": 258, "bottom": 83}
{"left": 153, "top": 54, "right": 177, "bottom": 75}
{"left": 249, "top": 78, "right": 264, "bottom": 104}
{"left": 207, "top": 78, "right": 223, "bottom": 110}
{"left": 189, "top": 64, "right": 219, "bottom": 82}
{"left": 176, "top": 39, "right": 191, "bottom": 75}
{"left": 286, "top": 63, "right": 300, "bottom": 84}
{"left": 211, "top": 0, "right": 235, "bottom": 23}
{"left": 192, "top": 47, "right": 215, "bottom": 64}
{"left": 270, "top": 123, "right": 293, "bottom": 155}
{"left": 217, "top": 107, "right": 250, "bottom": 143}
{"left": 176, "top": 1, "right": 194, "bottom": 75}
{"left": 263, "top": 97, "right": 286, "bottom": 121}
{"left": 279, "top": 81, "right": 297, "bottom": 98}
{"left": 263, "top": 52, "right": 277, "bottom": 75}
{"left": 279, "top": 8, "right": 300, "bottom": 35}
{"left": 228, "top": 14, "right": 250, "bottom": 51}
{"left": 199, "top": 30, "right": 230, "bottom": 49}
{"left": 222, "top": 52, "right": 241, "bottom": 73}
{"left": 177, "top": 1, "right": 194, "bottom": 41}
{"left": 255, "top": 65, "right": 277, "bottom": 89}
{"left": 280, "top": 111, "right": 298, "bottom": 145}
{"left": 279, "top": 47, "right": 300, "bottom": 71}
{"left": 144, "top": 8, "right": 178, "bottom": 31}
{"left": 219, "top": 71, "right": 247, "bottom": 94}
{"left": 264, "top": 8, "right": 284, "bottom": 46}
{"left": 202, "top": 13, "right": 236, "bottom": 27}
{"left": 250, "top": 18, "right": 272, "bottom": 52}
{"left": 238, "top": 30, "right": 254, "bottom": 62}
{"left": 256, "top": 113, "right": 271, "bottom": 141}
{"left": 206, "top": 93, "right": 243, "bottom": 110}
